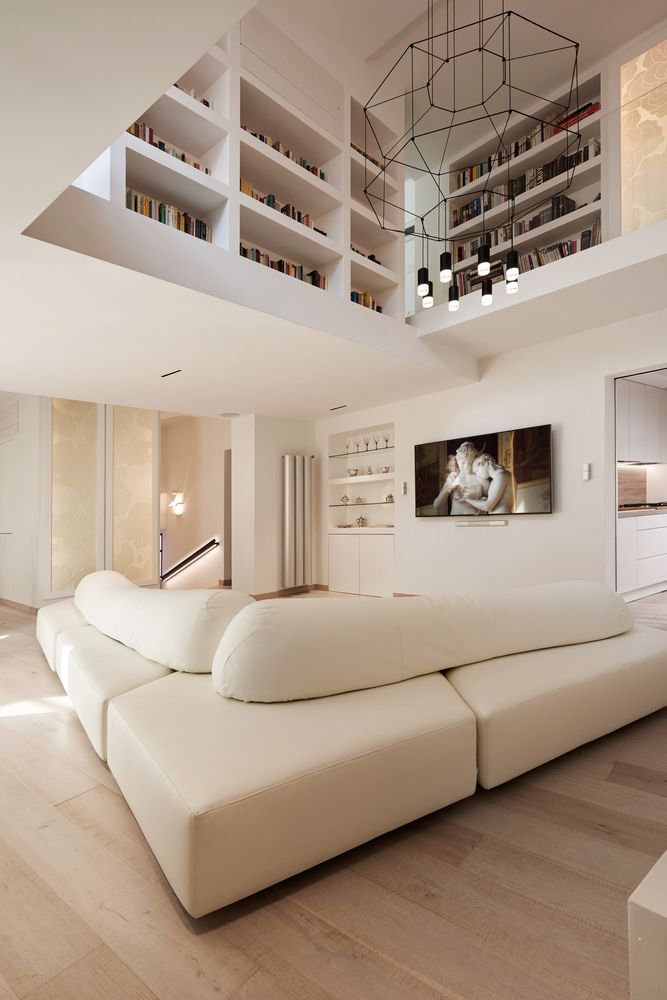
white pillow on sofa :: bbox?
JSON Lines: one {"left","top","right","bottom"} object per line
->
{"left": 74, "top": 571, "right": 254, "bottom": 673}
{"left": 212, "top": 581, "right": 633, "bottom": 702}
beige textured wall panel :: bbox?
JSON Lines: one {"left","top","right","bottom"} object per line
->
{"left": 112, "top": 406, "right": 154, "bottom": 581}
{"left": 621, "top": 39, "right": 667, "bottom": 235}
{"left": 51, "top": 398, "right": 98, "bottom": 592}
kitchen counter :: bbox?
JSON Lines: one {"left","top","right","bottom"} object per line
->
{"left": 618, "top": 508, "right": 667, "bottom": 518}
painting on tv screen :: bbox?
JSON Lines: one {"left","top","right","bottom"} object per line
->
{"left": 415, "top": 424, "right": 552, "bottom": 517}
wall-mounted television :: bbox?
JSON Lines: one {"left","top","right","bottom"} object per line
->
{"left": 415, "top": 423, "right": 552, "bottom": 517}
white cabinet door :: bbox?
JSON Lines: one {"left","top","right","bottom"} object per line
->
{"left": 328, "top": 534, "right": 360, "bottom": 594}
{"left": 637, "top": 526, "right": 667, "bottom": 559}
{"left": 616, "top": 517, "right": 638, "bottom": 593}
{"left": 660, "top": 389, "right": 667, "bottom": 462}
{"left": 645, "top": 386, "right": 663, "bottom": 463}
{"left": 628, "top": 380, "right": 647, "bottom": 461}
{"left": 359, "top": 534, "right": 394, "bottom": 597}
{"left": 637, "top": 554, "right": 667, "bottom": 588}
{"left": 616, "top": 379, "right": 630, "bottom": 461}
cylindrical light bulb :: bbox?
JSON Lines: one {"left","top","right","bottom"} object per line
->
{"left": 417, "top": 266, "right": 429, "bottom": 297}
{"left": 506, "top": 278, "right": 519, "bottom": 295}
{"left": 481, "top": 278, "right": 493, "bottom": 307}
{"left": 506, "top": 249, "right": 519, "bottom": 282}
{"left": 422, "top": 280, "right": 434, "bottom": 308}
{"left": 439, "top": 250, "right": 452, "bottom": 284}
{"left": 448, "top": 284, "right": 459, "bottom": 312}
{"left": 477, "top": 244, "right": 491, "bottom": 277}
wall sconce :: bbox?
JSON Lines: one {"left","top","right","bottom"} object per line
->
{"left": 168, "top": 492, "right": 185, "bottom": 516}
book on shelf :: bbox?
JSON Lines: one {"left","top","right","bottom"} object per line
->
{"left": 127, "top": 123, "right": 211, "bottom": 174}
{"left": 452, "top": 102, "right": 601, "bottom": 187}
{"left": 239, "top": 242, "right": 327, "bottom": 288}
{"left": 351, "top": 244, "right": 383, "bottom": 267}
{"left": 239, "top": 178, "right": 326, "bottom": 236}
{"left": 451, "top": 138, "right": 600, "bottom": 226}
{"left": 241, "top": 125, "right": 327, "bottom": 182}
{"left": 173, "top": 82, "right": 214, "bottom": 110}
{"left": 126, "top": 189, "right": 212, "bottom": 241}
{"left": 351, "top": 142, "right": 383, "bottom": 170}
{"left": 351, "top": 290, "right": 383, "bottom": 312}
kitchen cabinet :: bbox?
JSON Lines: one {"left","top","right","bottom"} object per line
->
{"left": 616, "top": 380, "right": 667, "bottom": 463}
{"left": 617, "top": 513, "right": 667, "bottom": 593}
{"left": 328, "top": 532, "right": 394, "bottom": 597}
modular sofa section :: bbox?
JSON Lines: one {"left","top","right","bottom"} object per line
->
{"left": 107, "top": 671, "right": 477, "bottom": 917}
{"left": 36, "top": 598, "right": 86, "bottom": 671}
{"left": 447, "top": 624, "right": 667, "bottom": 788}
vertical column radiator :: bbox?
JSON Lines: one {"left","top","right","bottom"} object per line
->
{"left": 282, "top": 455, "right": 314, "bottom": 588}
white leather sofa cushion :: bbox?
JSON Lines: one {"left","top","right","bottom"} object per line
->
{"left": 213, "top": 581, "right": 633, "bottom": 702}
{"left": 74, "top": 571, "right": 254, "bottom": 673}
{"left": 107, "top": 671, "right": 477, "bottom": 917}
{"left": 35, "top": 599, "right": 86, "bottom": 671}
{"left": 447, "top": 623, "right": 667, "bottom": 789}
{"left": 56, "top": 626, "right": 171, "bottom": 759}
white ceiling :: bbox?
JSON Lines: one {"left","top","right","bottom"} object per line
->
{"left": 288, "top": 0, "right": 667, "bottom": 70}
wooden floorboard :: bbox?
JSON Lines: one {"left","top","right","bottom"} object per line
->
{"left": 1, "top": 602, "right": 666, "bottom": 999}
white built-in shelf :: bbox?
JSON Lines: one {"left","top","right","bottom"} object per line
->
{"left": 449, "top": 112, "right": 602, "bottom": 202}
{"left": 240, "top": 72, "right": 342, "bottom": 170}
{"left": 329, "top": 445, "right": 394, "bottom": 459}
{"left": 454, "top": 200, "right": 604, "bottom": 270}
{"left": 125, "top": 135, "right": 229, "bottom": 216}
{"left": 329, "top": 473, "right": 394, "bottom": 485}
{"left": 329, "top": 527, "right": 395, "bottom": 534}
{"left": 177, "top": 46, "right": 228, "bottom": 96}
{"left": 142, "top": 86, "right": 229, "bottom": 157}
{"left": 450, "top": 155, "right": 601, "bottom": 241}
{"left": 350, "top": 146, "right": 400, "bottom": 197}
{"left": 350, "top": 201, "right": 400, "bottom": 251}
{"left": 239, "top": 192, "right": 344, "bottom": 267}
{"left": 350, "top": 254, "right": 399, "bottom": 293}
{"left": 240, "top": 130, "right": 342, "bottom": 216}
{"left": 330, "top": 501, "right": 395, "bottom": 508}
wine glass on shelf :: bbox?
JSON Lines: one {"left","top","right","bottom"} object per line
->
{"left": 383, "top": 431, "right": 390, "bottom": 449}
{"left": 364, "top": 435, "right": 370, "bottom": 451}
{"left": 355, "top": 437, "right": 361, "bottom": 453}
{"left": 373, "top": 434, "right": 380, "bottom": 450}
{"left": 344, "top": 437, "right": 351, "bottom": 456}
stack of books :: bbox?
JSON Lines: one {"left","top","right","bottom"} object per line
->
{"left": 240, "top": 242, "right": 327, "bottom": 288}
{"left": 239, "top": 179, "right": 327, "bottom": 236}
{"left": 241, "top": 126, "right": 327, "bottom": 182}
{"left": 127, "top": 123, "right": 211, "bottom": 174}
{"left": 126, "top": 189, "right": 212, "bottom": 241}
{"left": 351, "top": 290, "right": 382, "bottom": 312}
{"left": 351, "top": 244, "right": 383, "bottom": 267}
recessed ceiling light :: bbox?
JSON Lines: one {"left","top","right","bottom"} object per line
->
{"left": 161, "top": 369, "right": 182, "bottom": 378}
{"left": 219, "top": 411, "right": 240, "bottom": 418}
{"left": 330, "top": 404, "right": 347, "bottom": 411}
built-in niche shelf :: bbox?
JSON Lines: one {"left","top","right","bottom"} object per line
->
{"left": 329, "top": 473, "right": 394, "bottom": 485}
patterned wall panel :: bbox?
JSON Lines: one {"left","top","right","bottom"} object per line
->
{"left": 621, "top": 39, "right": 667, "bottom": 234}
{"left": 51, "top": 399, "right": 98, "bottom": 592}
{"left": 112, "top": 406, "right": 154, "bottom": 581}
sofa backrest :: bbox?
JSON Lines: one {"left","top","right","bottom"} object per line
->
{"left": 212, "top": 581, "right": 633, "bottom": 702}
{"left": 74, "top": 571, "right": 254, "bottom": 673}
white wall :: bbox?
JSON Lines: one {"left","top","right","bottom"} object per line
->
{"left": 232, "top": 414, "right": 316, "bottom": 595}
{"left": 316, "top": 308, "right": 667, "bottom": 596}
{"left": 160, "top": 416, "right": 230, "bottom": 589}
{"left": 0, "top": 395, "right": 41, "bottom": 607}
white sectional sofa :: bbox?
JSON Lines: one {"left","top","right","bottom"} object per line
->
{"left": 36, "top": 573, "right": 667, "bottom": 918}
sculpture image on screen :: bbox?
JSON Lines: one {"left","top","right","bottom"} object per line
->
{"left": 415, "top": 424, "right": 552, "bottom": 517}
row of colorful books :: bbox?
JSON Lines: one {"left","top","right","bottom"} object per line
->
{"left": 239, "top": 243, "right": 327, "bottom": 288}
{"left": 452, "top": 102, "right": 601, "bottom": 189}
{"left": 126, "top": 189, "right": 212, "bottom": 242}
{"left": 453, "top": 193, "right": 582, "bottom": 261}
{"left": 350, "top": 290, "right": 383, "bottom": 312}
{"left": 241, "top": 125, "right": 328, "bottom": 182}
{"left": 351, "top": 142, "right": 382, "bottom": 170}
{"left": 127, "top": 123, "right": 211, "bottom": 174}
{"left": 239, "top": 179, "right": 327, "bottom": 235}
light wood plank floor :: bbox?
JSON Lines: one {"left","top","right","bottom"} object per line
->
{"left": 1, "top": 601, "right": 666, "bottom": 1000}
